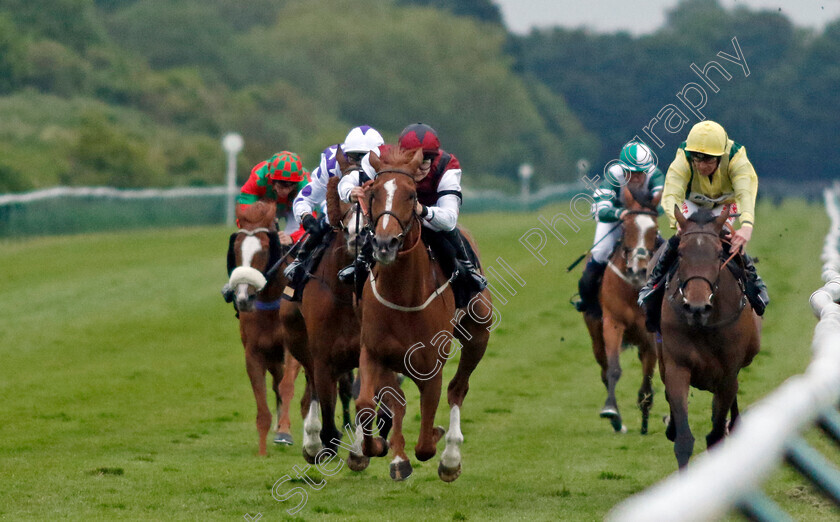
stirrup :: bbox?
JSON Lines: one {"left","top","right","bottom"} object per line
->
{"left": 283, "top": 259, "right": 302, "bottom": 279}
{"left": 570, "top": 294, "right": 586, "bottom": 312}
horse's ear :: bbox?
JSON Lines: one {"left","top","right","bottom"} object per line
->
{"left": 674, "top": 204, "right": 687, "bottom": 229}
{"left": 714, "top": 207, "right": 730, "bottom": 230}
{"left": 369, "top": 151, "right": 382, "bottom": 171}
{"left": 336, "top": 145, "right": 350, "bottom": 172}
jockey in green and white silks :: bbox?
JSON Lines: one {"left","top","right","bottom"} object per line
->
{"left": 574, "top": 141, "right": 664, "bottom": 316}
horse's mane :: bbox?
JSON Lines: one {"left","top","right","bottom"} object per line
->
{"left": 379, "top": 145, "right": 417, "bottom": 167}
{"left": 326, "top": 176, "right": 343, "bottom": 225}
{"left": 687, "top": 208, "right": 717, "bottom": 225}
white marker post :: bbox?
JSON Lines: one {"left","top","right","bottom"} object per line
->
{"left": 518, "top": 163, "right": 533, "bottom": 203}
{"left": 222, "top": 133, "right": 244, "bottom": 227}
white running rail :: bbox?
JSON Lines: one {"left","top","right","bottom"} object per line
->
{"left": 608, "top": 182, "right": 840, "bottom": 521}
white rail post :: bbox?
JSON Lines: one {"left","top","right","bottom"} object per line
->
{"left": 222, "top": 133, "right": 244, "bottom": 227}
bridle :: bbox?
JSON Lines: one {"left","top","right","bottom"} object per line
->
{"left": 671, "top": 228, "right": 741, "bottom": 304}
{"left": 367, "top": 168, "right": 421, "bottom": 251}
{"left": 609, "top": 209, "right": 658, "bottom": 287}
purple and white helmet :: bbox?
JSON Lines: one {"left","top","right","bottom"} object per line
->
{"left": 342, "top": 125, "right": 384, "bottom": 154}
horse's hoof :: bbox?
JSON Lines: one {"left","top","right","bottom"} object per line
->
{"left": 599, "top": 406, "right": 619, "bottom": 418}
{"left": 390, "top": 459, "right": 413, "bottom": 481}
{"left": 640, "top": 423, "right": 649, "bottom": 435}
{"left": 302, "top": 447, "right": 317, "bottom": 464}
{"left": 438, "top": 461, "right": 462, "bottom": 483}
{"left": 373, "top": 437, "right": 390, "bottom": 458}
{"left": 347, "top": 453, "right": 370, "bottom": 472}
{"left": 618, "top": 424, "right": 628, "bottom": 434}
{"left": 274, "top": 432, "right": 293, "bottom": 446}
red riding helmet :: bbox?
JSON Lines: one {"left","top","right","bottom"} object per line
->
{"left": 398, "top": 123, "right": 440, "bottom": 153}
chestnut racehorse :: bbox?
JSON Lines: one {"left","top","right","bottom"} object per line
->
{"left": 355, "top": 146, "right": 493, "bottom": 482}
{"left": 290, "top": 167, "right": 403, "bottom": 469}
{"left": 584, "top": 190, "right": 659, "bottom": 434}
{"left": 227, "top": 201, "right": 303, "bottom": 455}
{"left": 658, "top": 206, "right": 761, "bottom": 468}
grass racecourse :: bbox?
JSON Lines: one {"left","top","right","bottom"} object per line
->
{"left": 2, "top": 199, "right": 839, "bottom": 521}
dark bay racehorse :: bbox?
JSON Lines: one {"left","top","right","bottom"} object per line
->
{"left": 584, "top": 190, "right": 658, "bottom": 434}
{"left": 355, "top": 146, "right": 493, "bottom": 482}
{"left": 227, "top": 201, "right": 302, "bottom": 455}
{"left": 659, "top": 206, "right": 761, "bottom": 468}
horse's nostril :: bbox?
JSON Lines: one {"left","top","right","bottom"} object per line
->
{"left": 704, "top": 304, "right": 713, "bottom": 313}
{"left": 388, "top": 237, "right": 399, "bottom": 250}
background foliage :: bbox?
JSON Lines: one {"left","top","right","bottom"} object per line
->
{"left": 0, "top": 0, "right": 835, "bottom": 193}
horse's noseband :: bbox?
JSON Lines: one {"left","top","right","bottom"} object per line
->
{"left": 368, "top": 169, "right": 420, "bottom": 246}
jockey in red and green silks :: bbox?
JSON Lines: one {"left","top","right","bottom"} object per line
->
{"left": 237, "top": 151, "right": 310, "bottom": 245}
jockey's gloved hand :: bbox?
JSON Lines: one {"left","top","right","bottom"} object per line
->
{"left": 301, "top": 214, "right": 319, "bottom": 235}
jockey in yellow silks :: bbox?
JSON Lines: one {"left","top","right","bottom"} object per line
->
{"left": 638, "top": 120, "right": 769, "bottom": 332}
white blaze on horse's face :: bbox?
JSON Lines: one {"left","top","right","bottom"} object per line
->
{"left": 240, "top": 236, "right": 262, "bottom": 268}
{"left": 381, "top": 179, "right": 397, "bottom": 230}
{"left": 629, "top": 214, "right": 656, "bottom": 274}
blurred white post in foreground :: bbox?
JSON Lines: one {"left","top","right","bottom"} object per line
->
{"left": 222, "top": 132, "right": 244, "bottom": 227}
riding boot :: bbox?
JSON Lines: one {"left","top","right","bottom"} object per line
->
{"left": 444, "top": 229, "right": 488, "bottom": 292}
{"left": 742, "top": 254, "right": 769, "bottom": 316}
{"left": 283, "top": 223, "right": 327, "bottom": 282}
{"left": 638, "top": 234, "right": 680, "bottom": 332}
{"left": 574, "top": 259, "right": 607, "bottom": 315}
{"left": 338, "top": 235, "right": 373, "bottom": 285}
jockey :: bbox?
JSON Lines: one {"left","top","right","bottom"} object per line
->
{"left": 336, "top": 123, "right": 487, "bottom": 303}
{"left": 221, "top": 151, "right": 309, "bottom": 302}
{"left": 638, "top": 120, "right": 769, "bottom": 331}
{"left": 282, "top": 125, "right": 384, "bottom": 287}
{"left": 573, "top": 140, "right": 665, "bottom": 316}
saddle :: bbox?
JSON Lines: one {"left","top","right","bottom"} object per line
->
{"left": 420, "top": 227, "right": 483, "bottom": 309}
{"left": 282, "top": 229, "right": 335, "bottom": 301}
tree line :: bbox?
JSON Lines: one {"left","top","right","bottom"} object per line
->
{"left": 0, "top": 0, "right": 835, "bottom": 193}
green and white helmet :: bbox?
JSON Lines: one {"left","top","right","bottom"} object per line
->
{"left": 618, "top": 141, "right": 655, "bottom": 172}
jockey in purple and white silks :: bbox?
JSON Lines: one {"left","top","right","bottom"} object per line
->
{"left": 282, "top": 125, "right": 384, "bottom": 290}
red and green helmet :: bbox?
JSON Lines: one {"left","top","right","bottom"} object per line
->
{"left": 265, "top": 151, "right": 307, "bottom": 182}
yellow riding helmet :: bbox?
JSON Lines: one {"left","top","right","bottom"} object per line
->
{"left": 685, "top": 120, "right": 727, "bottom": 156}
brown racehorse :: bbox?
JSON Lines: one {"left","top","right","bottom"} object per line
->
{"left": 658, "top": 206, "right": 761, "bottom": 468}
{"left": 227, "top": 201, "right": 301, "bottom": 455}
{"left": 584, "top": 190, "right": 659, "bottom": 434}
{"left": 290, "top": 165, "right": 402, "bottom": 468}
{"left": 355, "top": 146, "right": 493, "bottom": 482}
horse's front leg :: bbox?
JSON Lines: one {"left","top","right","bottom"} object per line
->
{"left": 414, "top": 372, "right": 444, "bottom": 464}
{"left": 637, "top": 333, "right": 656, "bottom": 435}
{"left": 600, "top": 314, "right": 627, "bottom": 433}
{"left": 273, "top": 348, "right": 299, "bottom": 445}
{"left": 376, "top": 373, "right": 410, "bottom": 481}
{"left": 313, "top": 361, "right": 342, "bottom": 456}
{"left": 244, "top": 347, "right": 272, "bottom": 456}
{"left": 662, "top": 358, "right": 694, "bottom": 468}
{"left": 354, "top": 345, "right": 389, "bottom": 460}
{"left": 707, "top": 376, "right": 738, "bottom": 448}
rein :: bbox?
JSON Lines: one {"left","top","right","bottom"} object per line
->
{"left": 668, "top": 228, "right": 748, "bottom": 327}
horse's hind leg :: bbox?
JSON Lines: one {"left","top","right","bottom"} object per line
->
{"left": 355, "top": 346, "right": 390, "bottom": 460}
{"left": 707, "top": 378, "right": 738, "bottom": 449}
{"left": 637, "top": 335, "right": 656, "bottom": 435}
{"left": 600, "top": 315, "right": 626, "bottom": 433}
{"left": 662, "top": 361, "right": 694, "bottom": 468}
{"left": 729, "top": 396, "right": 740, "bottom": 433}
{"left": 338, "top": 370, "right": 354, "bottom": 430}
{"left": 245, "top": 348, "right": 272, "bottom": 456}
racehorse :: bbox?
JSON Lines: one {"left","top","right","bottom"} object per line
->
{"left": 355, "top": 146, "right": 493, "bottom": 482}
{"left": 226, "top": 201, "right": 301, "bottom": 455}
{"left": 227, "top": 201, "right": 354, "bottom": 456}
{"left": 658, "top": 206, "right": 761, "bottom": 468}
{"left": 584, "top": 190, "right": 659, "bottom": 434}
{"left": 291, "top": 164, "right": 401, "bottom": 468}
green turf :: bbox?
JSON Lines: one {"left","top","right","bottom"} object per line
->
{"left": 1, "top": 199, "right": 837, "bottom": 520}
